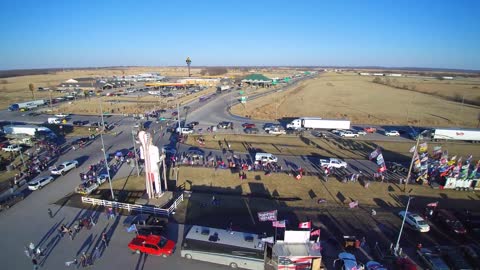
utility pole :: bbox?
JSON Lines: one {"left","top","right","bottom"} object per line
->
{"left": 99, "top": 100, "right": 115, "bottom": 200}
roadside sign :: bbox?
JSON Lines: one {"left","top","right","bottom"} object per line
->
{"left": 239, "top": 90, "right": 244, "bottom": 95}
{"left": 241, "top": 96, "right": 247, "bottom": 104}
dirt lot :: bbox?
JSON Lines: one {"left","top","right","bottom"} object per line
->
{"left": 49, "top": 86, "right": 218, "bottom": 115}
{"left": 186, "top": 134, "right": 480, "bottom": 162}
{"left": 231, "top": 72, "right": 480, "bottom": 127}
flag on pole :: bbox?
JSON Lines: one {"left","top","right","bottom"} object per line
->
{"left": 272, "top": 220, "right": 286, "bottom": 228}
{"left": 376, "top": 154, "right": 385, "bottom": 166}
{"left": 257, "top": 210, "right": 278, "bottom": 221}
{"left": 298, "top": 221, "right": 311, "bottom": 229}
{"left": 419, "top": 142, "right": 428, "bottom": 153}
{"left": 427, "top": 201, "right": 439, "bottom": 208}
{"left": 126, "top": 224, "right": 137, "bottom": 233}
{"left": 310, "top": 229, "right": 321, "bottom": 236}
{"left": 369, "top": 148, "right": 381, "bottom": 160}
{"left": 409, "top": 145, "right": 416, "bottom": 153}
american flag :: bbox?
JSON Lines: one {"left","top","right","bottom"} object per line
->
{"left": 272, "top": 220, "right": 286, "bottom": 228}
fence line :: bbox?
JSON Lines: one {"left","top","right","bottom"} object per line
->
{"left": 81, "top": 193, "right": 184, "bottom": 216}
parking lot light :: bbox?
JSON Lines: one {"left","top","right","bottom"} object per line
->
{"left": 394, "top": 194, "right": 413, "bottom": 256}
{"left": 99, "top": 100, "right": 115, "bottom": 201}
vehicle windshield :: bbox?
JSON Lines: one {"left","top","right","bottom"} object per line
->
{"left": 158, "top": 237, "right": 167, "bottom": 247}
{"left": 417, "top": 220, "right": 427, "bottom": 226}
{"left": 28, "top": 181, "right": 38, "bottom": 186}
{"left": 57, "top": 165, "right": 65, "bottom": 169}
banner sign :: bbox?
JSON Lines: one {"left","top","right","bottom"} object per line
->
{"left": 258, "top": 210, "right": 277, "bottom": 221}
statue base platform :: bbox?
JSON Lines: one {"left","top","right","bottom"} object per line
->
{"left": 135, "top": 191, "right": 173, "bottom": 208}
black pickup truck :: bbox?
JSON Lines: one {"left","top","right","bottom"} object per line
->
{"left": 124, "top": 214, "right": 168, "bottom": 235}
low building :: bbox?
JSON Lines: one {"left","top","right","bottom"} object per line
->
{"left": 387, "top": 73, "right": 403, "bottom": 77}
{"left": 177, "top": 78, "right": 219, "bottom": 86}
{"left": 242, "top": 74, "right": 273, "bottom": 87}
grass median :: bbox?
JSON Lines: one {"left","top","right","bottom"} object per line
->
{"left": 185, "top": 134, "right": 480, "bottom": 162}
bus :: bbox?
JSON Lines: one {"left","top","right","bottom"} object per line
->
{"left": 181, "top": 225, "right": 266, "bottom": 270}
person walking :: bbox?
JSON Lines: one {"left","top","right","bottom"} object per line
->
{"left": 101, "top": 232, "right": 108, "bottom": 248}
{"left": 68, "top": 228, "right": 74, "bottom": 240}
{"left": 91, "top": 247, "right": 101, "bottom": 263}
{"left": 47, "top": 208, "right": 53, "bottom": 218}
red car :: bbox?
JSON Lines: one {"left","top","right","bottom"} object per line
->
{"left": 128, "top": 234, "right": 175, "bottom": 257}
{"left": 364, "top": 127, "right": 377, "bottom": 133}
{"left": 242, "top": 123, "right": 256, "bottom": 128}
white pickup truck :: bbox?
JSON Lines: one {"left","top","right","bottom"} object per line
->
{"left": 319, "top": 158, "right": 348, "bottom": 169}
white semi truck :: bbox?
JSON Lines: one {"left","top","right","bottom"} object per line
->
{"left": 430, "top": 128, "right": 480, "bottom": 143}
{"left": 8, "top": 99, "right": 46, "bottom": 111}
{"left": 286, "top": 117, "right": 350, "bottom": 130}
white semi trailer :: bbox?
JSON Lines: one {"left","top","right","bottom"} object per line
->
{"left": 286, "top": 117, "right": 350, "bottom": 130}
{"left": 430, "top": 128, "right": 480, "bottom": 143}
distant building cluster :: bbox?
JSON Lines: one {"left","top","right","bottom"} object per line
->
{"left": 358, "top": 72, "right": 403, "bottom": 77}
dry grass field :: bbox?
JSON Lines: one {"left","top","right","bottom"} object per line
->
{"left": 231, "top": 72, "right": 480, "bottom": 127}
{"left": 186, "top": 134, "right": 480, "bottom": 162}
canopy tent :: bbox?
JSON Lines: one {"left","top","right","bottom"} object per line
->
{"left": 241, "top": 74, "right": 273, "bottom": 86}
{"left": 65, "top": 79, "right": 79, "bottom": 83}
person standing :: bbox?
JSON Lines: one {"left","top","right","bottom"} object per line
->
{"left": 47, "top": 208, "right": 53, "bottom": 218}
{"left": 32, "top": 257, "right": 39, "bottom": 270}
{"left": 24, "top": 246, "right": 32, "bottom": 258}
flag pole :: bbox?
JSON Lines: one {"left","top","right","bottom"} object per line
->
{"left": 274, "top": 226, "right": 277, "bottom": 243}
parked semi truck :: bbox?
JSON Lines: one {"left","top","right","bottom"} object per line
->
{"left": 3, "top": 125, "right": 52, "bottom": 137}
{"left": 430, "top": 128, "right": 480, "bottom": 143}
{"left": 216, "top": 85, "right": 231, "bottom": 93}
{"left": 286, "top": 117, "right": 350, "bottom": 130}
{"left": 8, "top": 99, "right": 46, "bottom": 111}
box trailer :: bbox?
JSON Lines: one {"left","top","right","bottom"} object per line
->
{"left": 430, "top": 128, "right": 480, "bottom": 143}
{"left": 2, "top": 125, "right": 52, "bottom": 137}
{"left": 286, "top": 117, "right": 350, "bottom": 130}
{"left": 8, "top": 99, "right": 46, "bottom": 111}
{"left": 216, "top": 85, "right": 231, "bottom": 93}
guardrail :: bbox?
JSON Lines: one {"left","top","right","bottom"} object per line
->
{"left": 81, "top": 193, "right": 184, "bottom": 216}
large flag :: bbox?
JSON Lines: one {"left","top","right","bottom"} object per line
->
{"left": 257, "top": 210, "right": 278, "bottom": 222}
{"left": 310, "top": 229, "right": 321, "bottom": 236}
{"left": 272, "top": 220, "right": 286, "bottom": 228}
{"left": 298, "top": 221, "right": 311, "bottom": 229}
{"left": 369, "top": 148, "right": 381, "bottom": 160}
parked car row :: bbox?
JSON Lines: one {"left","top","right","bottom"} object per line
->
{"left": 27, "top": 160, "right": 79, "bottom": 191}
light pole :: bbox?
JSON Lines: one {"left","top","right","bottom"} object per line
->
{"left": 177, "top": 101, "right": 181, "bottom": 132}
{"left": 186, "top": 57, "right": 192, "bottom": 77}
{"left": 394, "top": 194, "right": 413, "bottom": 256}
{"left": 99, "top": 100, "right": 115, "bottom": 200}
{"left": 131, "top": 129, "right": 140, "bottom": 176}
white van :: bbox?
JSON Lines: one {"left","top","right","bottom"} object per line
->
{"left": 255, "top": 153, "right": 278, "bottom": 163}
{"left": 48, "top": 117, "right": 61, "bottom": 124}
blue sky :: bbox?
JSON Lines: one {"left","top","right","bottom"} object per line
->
{"left": 0, "top": 0, "right": 479, "bottom": 70}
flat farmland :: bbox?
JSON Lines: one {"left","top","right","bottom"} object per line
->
{"left": 231, "top": 72, "right": 480, "bottom": 127}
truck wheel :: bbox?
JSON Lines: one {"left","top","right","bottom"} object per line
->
{"left": 185, "top": 254, "right": 192, "bottom": 259}
{"left": 230, "top": 262, "right": 238, "bottom": 268}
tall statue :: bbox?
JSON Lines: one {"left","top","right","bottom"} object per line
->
{"left": 138, "top": 130, "right": 162, "bottom": 198}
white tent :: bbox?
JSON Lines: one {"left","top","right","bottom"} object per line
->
{"left": 65, "top": 79, "right": 78, "bottom": 83}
